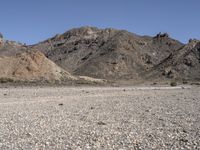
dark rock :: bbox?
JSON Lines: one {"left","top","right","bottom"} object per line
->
{"left": 97, "top": 121, "right": 106, "bottom": 125}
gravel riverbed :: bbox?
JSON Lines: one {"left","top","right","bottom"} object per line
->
{"left": 0, "top": 86, "right": 199, "bottom": 149}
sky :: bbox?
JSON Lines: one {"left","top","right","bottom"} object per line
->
{"left": 0, "top": 0, "right": 199, "bottom": 44}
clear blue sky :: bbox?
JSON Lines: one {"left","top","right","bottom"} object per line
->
{"left": 0, "top": 0, "right": 199, "bottom": 44}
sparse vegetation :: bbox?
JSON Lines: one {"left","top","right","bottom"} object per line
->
{"left": 182, "top": 81, "right": 188, "bottom": 84}
{"left": 0, "top": 78, "right": 14, "bottom": 83}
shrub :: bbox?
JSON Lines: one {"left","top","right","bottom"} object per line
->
{"left": 170, "top": 81, "right": 177, "bottom": 86}
{"left": 182, "top": 81, "right": 188, "bottom": 84}
{"left": 0, "top": 77, "right": 14, "bottom": 83}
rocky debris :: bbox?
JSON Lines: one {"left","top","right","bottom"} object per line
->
{"left": 97, "top": 121, "right": 107, "bottom": 125}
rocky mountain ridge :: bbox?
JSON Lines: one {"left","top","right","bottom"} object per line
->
{"left": 0, "top": 27, "right": 200, "bottom": 84}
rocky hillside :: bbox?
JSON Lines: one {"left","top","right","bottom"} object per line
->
{"left": 34, "top": 27, "right": 199, "bottom": 81}
{"left": 146, "top": 40, "right": 200, "bottom": 81}
{"left": 0, "top": 50, "right": 76, "bottom": 82}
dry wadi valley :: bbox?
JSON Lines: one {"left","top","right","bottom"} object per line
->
{"left": 0, "top": 27, "right": 200, "bottom": 149}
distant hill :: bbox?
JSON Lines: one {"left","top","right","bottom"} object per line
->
{"left": 0, "top": 50, "right": 106, "bottom": 84}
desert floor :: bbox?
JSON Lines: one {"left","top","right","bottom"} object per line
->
{"left": 0, "top": 85, "right": 199, "bottom": 149}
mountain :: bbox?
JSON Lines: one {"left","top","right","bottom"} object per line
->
{"left": 1, "top": 27, "right": 200, "bottom": 83}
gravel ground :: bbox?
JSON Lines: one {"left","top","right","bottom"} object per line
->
{"left": 0, "top": 86, "right": 199, "bottom": 150}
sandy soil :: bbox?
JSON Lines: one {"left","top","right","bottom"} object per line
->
{"left": 0, "top": 86, "right": 199, "bottom": 149}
